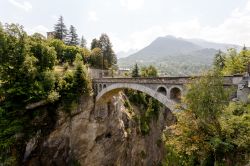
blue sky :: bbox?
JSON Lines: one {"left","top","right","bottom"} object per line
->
{"left": 1, "top": 0, "right": 250, "bottom": 55}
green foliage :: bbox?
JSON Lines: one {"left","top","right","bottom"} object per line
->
{"left": 0, "top": 23, "right": 93, "bottom": 163}
{"left": 49, "top": 39, "right": 65, "bottom": 63}
{"left": 132, "top": 63, "right": 140, "bottom": 77}
{"left": 99, "top": 33, "right": 117, "bottom": 69}
{"left": 49, "top": 38, "right": 90, "bottom": 64}
{"left": 126, "top": 65, "right": 161, "bottom": 135}
{"left": 185, "top": 71, "right": 230, "bottom": 133}
{"left": 63, "top": 45, "right": 79, "bottom": 64}
{"left": 164, "top": 71, "right": 250, "bottom": 165}
{"left": 90, "top": 34, "right": 117, "bottom": 69}
{"left": 80, "top": 35, "right": 87, "bottom": 48}
{"left": 125, "top": 89, "right": 162, "bottom": 136}
{"left": 29, "top": 37, "right": 57, "bottom": 71}
{"left": 213, "top": 50, "right": 226, "bottom": 70}
{"left": 90, "top": 38, "right": 100, "bottom": 50}
{"left": 54, "top": 16, "right": 68, "bottom": 41}
{"left": 217, "top": 48, "right": 250, "bottom": 75}
{"left": 140, "top": 65, "right": 158, "bottom": 77}
{"left": 89, "top": 48, "right": 103, "bottom": 68}
{"left": 58, "top": 58, "right": 92, "bottom": 112}
{"left": 73, "top": 57, "right": 92, "bottom": 96}
{"left": 66, "top": 25, "right": 79, "bottom": 46}
{"left": 220, "top": 102, "right": 250, "bottom": 152}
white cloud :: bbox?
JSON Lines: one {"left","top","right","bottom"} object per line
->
{"left": 26, "top": 25, "right": 49, "bottom": 36}
{"left": 113, "top": 0, "right": 250, "bottom": 52}
{"left": 88, "top": 11, "right": 98, "bottom": 22}
{"left": 120, "top": 0, "right": 144, "bottom": 10}
{"left": 8, "top": 0, "right": 32, "bottom": 12}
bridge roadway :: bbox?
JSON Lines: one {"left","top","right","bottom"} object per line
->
{"left": 93, "top": 75, "right": 243, "bottom": 111}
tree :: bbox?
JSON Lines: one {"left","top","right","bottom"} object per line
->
{"left": 63, "top": 45, "right": 79, "bottom": 64}
{"left": 213, "top": 50, "right": 226, "bottom": 70}
{"left": 29, "top": 38, "right": 57, "bottom": 71}
{"left": 90, "top": 38, "right": 99, "bottom": 50}
{"left": 141, "top": 65, "right": 158, "bottom": 77}
{"left": 89, "top": 48, "right": 103, "bottom": 68}
{"left": 132, "top": 63, "right": 140, "bottom": 77}
{"left": 0, "top": 24, "right": 59, "bottom": 164}
{"left": 98, "top": 34, "right": 117, "bottom": 69}
{"left": 49, "top": 39, "right": 65, "bottom": 63}
{"left": 54, "top": 16, "right": 68, "bottom": 41}
{"left": 32, "top": 33, "right": 46, "bottom": 40}
{"left": 0, "top": 22, "right": 95, "bottom": 164}
{"left": 73, "top": 55, "right": 92, "bottom": 96}
{"left": 163, "top": 71, "right": 250, "bottom": 165}
{"left": 80, "top": 35, "right": 87, "bottom": 48}
{"left": 66, "top": 25, "right": 79, "bottom": 46}
{"left": 222, "top": 48, "right": 250, "bottom": 75}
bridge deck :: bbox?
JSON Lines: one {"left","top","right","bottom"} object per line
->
{"left": 93, "top": 75, "right": 242, "bottom": 85}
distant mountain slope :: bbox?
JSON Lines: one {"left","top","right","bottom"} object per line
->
{"left": 187, "top": 38, "right": 241, "bottom": 51}
{"left": 118, "top": 35, "right": 242, "bottom": 76}
{"left": 127, "top": 35, "right": 202, "bottom": 61}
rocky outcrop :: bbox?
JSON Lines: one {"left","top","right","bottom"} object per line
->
{"left": 24, "top": 92, "right": 175, "bottom": 166}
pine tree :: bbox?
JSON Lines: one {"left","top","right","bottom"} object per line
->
{"left": 132, "top": 63, "right": 140, "bottom": 77}
{"left": 73, "top": 54, "right": 92, "bottom": 96}
{"left": 54, "top": 16, "right": 68, "bottom": 41}
{"left": 80, "top": 36, "right": 87, "bottom": 48}
{"left": 66, "top": 25, "right": 79, "bottom": 46}
{"left": 98, "top": 33, "right": 117, "bottom": 69}
{"left": 243, "top": 44, "right": 247, "bottom": 51}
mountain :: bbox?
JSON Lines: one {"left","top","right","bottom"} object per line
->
{"left": 127, "top": 35, "right": 202, "bottom": 61}
{"left": 118, "top": 35, "right": 242, "bottom": 76}
{"left": 186, "top": 38, "right": 241, "bottom": 52}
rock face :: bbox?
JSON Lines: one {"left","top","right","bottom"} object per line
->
{"left": 25, "top": 93, "right": 175, "bottom": 166}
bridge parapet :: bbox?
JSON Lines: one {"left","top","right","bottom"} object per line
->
{"left": 93, "top": 75, "right": 242, "bottom": 85}
{"left": 93, "top": 75, "right": 244, "bottom": 112}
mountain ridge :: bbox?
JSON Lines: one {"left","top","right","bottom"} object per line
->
{"left": 118, "top": 35, "right": 242, "bottom": 76}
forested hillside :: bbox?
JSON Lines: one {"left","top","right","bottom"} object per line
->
{"left": 119, "top": 35, "right": 242, "bottom": 76}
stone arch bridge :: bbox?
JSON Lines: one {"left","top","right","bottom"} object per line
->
{"left": 93, "top": 76, "right": 244, "bottom": 111}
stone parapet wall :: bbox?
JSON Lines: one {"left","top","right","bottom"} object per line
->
{"left": 93, "top": 75, "right": 242, "bottom": 85}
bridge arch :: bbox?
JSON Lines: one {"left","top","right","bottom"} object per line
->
{"left": 96, "top": 83, "right": 176, "bottom": 110}
{"left": 103, "top": 84, "right": 107, "bottom": 89}
{"left": 157, "top": 85, "right": 167, "bottom": 96}
{"left": 169, "top": 86, "right": 182, "bottom": 102}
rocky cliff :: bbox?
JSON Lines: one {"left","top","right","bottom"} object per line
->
{"left": 24, "top": 92, "right": 175, "bottom": 166}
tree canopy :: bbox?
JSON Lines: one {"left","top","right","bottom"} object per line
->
{"left": 215, "top": 48, "right": 250, "bottom": 75}
{"left": 89, "top": 34, "right": 117, "bottom": 69}
{"left": 66, "top": 25, "right": 79, "bottom": 46}
{"left": 0, "top": 23, "right": 93, "bottom": 164}
{"left": 54, "top": 16, "right": 68, "bottom": 41}
{"left": 132, "top": 63, "right": 140, "bottom": 77}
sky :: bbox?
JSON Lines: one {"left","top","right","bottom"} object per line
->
{"left": 0, "top": 0, "right": 250, "bottom": 56}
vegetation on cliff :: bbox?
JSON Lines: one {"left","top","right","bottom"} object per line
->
{"left": 125, "top": 65, "right": 162, "bottom": 135}
{"left": 0, "top": 19, "right": 117, "bottom": 164}
{"left": 163, "top": 48, "right": 250, "bottom": 165}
